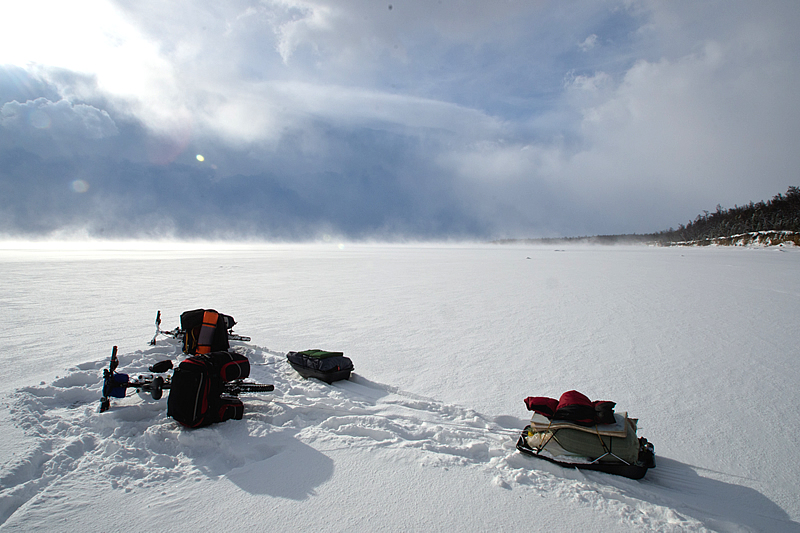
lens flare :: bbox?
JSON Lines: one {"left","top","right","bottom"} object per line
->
{"left": 71, "top": 180, "right": 89, "bottom": 193}
{"left": 29, "top": 109, "right": 51, "bottom": 129}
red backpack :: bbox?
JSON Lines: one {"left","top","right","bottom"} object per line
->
{"left": 167, "top": 351, "right": 250, "bottom": 428}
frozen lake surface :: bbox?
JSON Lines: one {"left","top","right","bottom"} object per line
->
{"left": 1, "top": 242, "right": 798, "bottom": 531}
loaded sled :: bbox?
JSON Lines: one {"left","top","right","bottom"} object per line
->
{"left": 287, "top": 349, "right": 354, "bottom": 384}
{"left": 516, "top": 391, "right": 655, "bottom": 479}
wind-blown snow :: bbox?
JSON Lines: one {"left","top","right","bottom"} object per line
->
{"left": 1, "top": 243, "right": 798, "bottom": 532}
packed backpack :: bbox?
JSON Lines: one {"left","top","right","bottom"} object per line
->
{"left": 167, "top": 351, "right": 250, "bottom": 428}
{"left": 179, "top": 309, "right": 232, "bottom": 355}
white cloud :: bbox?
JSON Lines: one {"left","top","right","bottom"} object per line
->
{"left": 437, "top": 141, "right": 563, "bottom": 186}
{"left": 579, "top": 34, "right": 598, "bottom": 51}
{"left": 431, "top": 2, "right": 800, "bottom": 234}
{"left": 1, "top": 98, "right": 118, "bottom": 139}
{"left": 265, "top": 0, "right": 542, "bottom": 63}
{"left": 567, "top": 34, "right": 800, "bottom": 206}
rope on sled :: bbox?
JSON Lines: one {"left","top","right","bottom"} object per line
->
{"left": 589, "top": 421, "right": 630, "bottom": 465}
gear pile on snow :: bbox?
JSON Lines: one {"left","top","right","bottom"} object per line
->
{"left": 102, "top": 310, "right": 272, "bottom": 427}
{"left": 516, "top": 390, "right": 656, "bottom": 479}
{"left": 113, "top": 310, "right": 658, "bottom": 480}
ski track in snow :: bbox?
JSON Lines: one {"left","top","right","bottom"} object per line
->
{"left": 6, "top": 338, "right": 786, "bottom": 532}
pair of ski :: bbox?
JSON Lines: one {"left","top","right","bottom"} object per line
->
{"left": 99, "top": 346, "right": 274, "bottom": 413}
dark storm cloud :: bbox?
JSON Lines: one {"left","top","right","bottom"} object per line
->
{"left": 0, "top": 78, "right": 487, "bottom": 240}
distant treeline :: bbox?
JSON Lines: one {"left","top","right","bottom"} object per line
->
{"left": 495, "top": 186, "right": 800, "bottom": 246}
{"left": 653, "top": 185, "right": 800, "bottom": 243}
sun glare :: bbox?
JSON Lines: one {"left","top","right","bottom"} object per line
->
{"left": 1, "top": 0, "right": 177, "bottom": 124}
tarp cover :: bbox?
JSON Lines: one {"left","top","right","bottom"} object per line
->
{"left": 525, "top": 413, "right": 640, "bottom": 463}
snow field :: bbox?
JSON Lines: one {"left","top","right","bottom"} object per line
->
{"left": 2, "top": 338, "right": 711, "bottom": 532}
{"left": 1, "top": 243, "right": 799, "bottom": 531}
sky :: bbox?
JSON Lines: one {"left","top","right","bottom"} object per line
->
{"left": 1, "top": 0, "right": 799, "bottom": 241}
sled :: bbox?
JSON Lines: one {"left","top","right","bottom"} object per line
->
{"left": 287, "top": 350, "right": 353, "bottom": 384}
{"left": 515, "top": 413, "right": 655, "bottom": 480}
{"left": 517, "top": 391, "right": 655, "bottom": 479}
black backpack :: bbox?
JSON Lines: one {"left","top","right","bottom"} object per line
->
{"left": 180, "top": 309, "right": 230, "bottom": 355}
{"left": 166, "top": 351, "right": 250, "bottom": 428}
